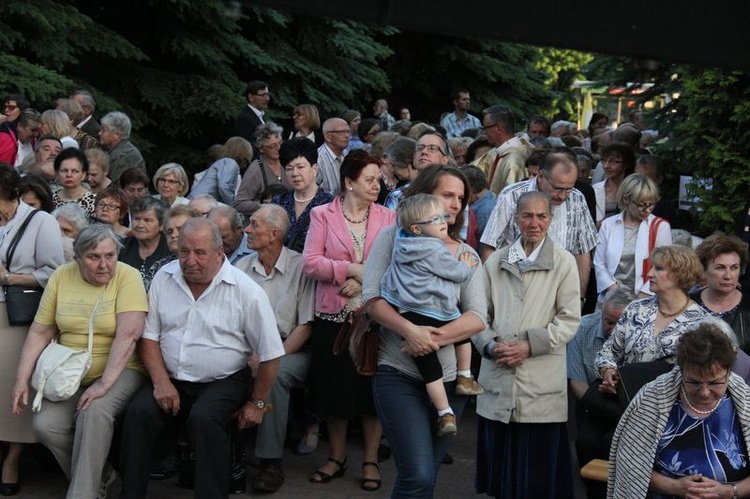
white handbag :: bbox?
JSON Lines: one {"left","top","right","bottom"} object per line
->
{"left": 30, "top": 289, "right": 103, "bottom": 412}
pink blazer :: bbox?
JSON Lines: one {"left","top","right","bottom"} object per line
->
{"left": 303, "top": 196, "right": 395, "bottom": 314}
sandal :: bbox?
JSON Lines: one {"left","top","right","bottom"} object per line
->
{"left": 361, "top": 461, "right": 382, "bottom": 492}
{"left": 309, "top": 457, "right": 347, "bottom": 483}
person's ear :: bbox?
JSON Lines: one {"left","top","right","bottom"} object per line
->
{"left": 409, "top": 224, "right": 422, "bottom": 235}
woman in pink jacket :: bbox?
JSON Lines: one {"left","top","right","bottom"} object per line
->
{"left": 303, "top": 149, "right": 395, "bottom": 492}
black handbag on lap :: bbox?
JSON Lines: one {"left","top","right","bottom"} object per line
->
{"left": 4, "top": 210, "right": 42, "bottom": 326}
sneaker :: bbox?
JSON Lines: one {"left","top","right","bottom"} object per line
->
{"left": 455, "top": 375, "right": 485, "bottom": 395}
{"left": 97, "top": 464, "right": 116, "bottom": 499}
{"left": 252, "top": 464, "right": 285, "bottom": 493}
{"left": 436, "top": 413, "right": 457, "bottom": 437}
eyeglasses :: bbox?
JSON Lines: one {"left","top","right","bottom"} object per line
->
{"left": 157, "top": 178, "right": 181, "bottom": 186}
{"left": 415, "top": 144, "right": 445, "bottom": 155}
{"left": 683, "top": 376, "right": 728, "bottom": 392}
{"left": 253, "top": 92, "right": 271, "bottom": 98}
{"left": 3, "top": 104, "right": 18, "bottom": 110}
{"left": 481, "top": 122, "right": 498, "bottom": 130}
{"left": 543, "top": 177, "right": 575, "bottom": 194}
{"left": 414, "top": 213, "right": 451, "bottom": 225}
{"left": 96, "top": 202, "right": 121, "bottom": 211}
{"left": 632, "top": 201, "right": 657, "bottom": 211}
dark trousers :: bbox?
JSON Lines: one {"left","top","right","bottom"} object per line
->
{"left": 401, "top": 311, "right": 468, "bottom": 384}
{"left": 119, "top": 369, "right": 252, "bottom": 499}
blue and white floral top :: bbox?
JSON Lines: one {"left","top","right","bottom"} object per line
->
{"left": 595, "top": 295, "right": 710, "bottom": 370}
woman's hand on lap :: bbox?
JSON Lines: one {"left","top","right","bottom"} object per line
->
{"left": 10, "top": 381, "right": 29, "bottom": 415}
{"left": 77, "top": 380, "right": 110, "bottom": 410}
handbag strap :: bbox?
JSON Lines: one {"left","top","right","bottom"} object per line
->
{"left": 5, "top": 209, "right": 41, "bottom": 271}
{"left": 87, "top": 287, "right": 106, "bottom": 353}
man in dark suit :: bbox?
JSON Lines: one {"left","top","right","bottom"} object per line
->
{"left": 234, "top": 81, "right": 270, "bottom": 143}
{"left": 70, "top": 89, "right": 101, "bottom": 138}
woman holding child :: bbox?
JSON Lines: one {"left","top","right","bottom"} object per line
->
{"left": 302, "top": 149, "right": 394, "bottom": 491}
{"left": 363, "top": 164, "right": 487, "bottom": 497}
{"left": 474, "top": 190, "right": 580, "bottom": 498}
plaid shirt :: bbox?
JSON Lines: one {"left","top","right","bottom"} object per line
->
{"left": 440, "top": 111, "right": 481, "bottom": 139}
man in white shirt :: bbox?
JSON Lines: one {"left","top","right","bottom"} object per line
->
{"left": 316, "top": 118, "right": 350, "bottom": 196}
{"left": 236, "top": 205, "right": 315, "bottom": 493}
{"left": 119, "top": 218, "right": 284, "bottom": 499}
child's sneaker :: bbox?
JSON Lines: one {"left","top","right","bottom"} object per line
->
{"left": 455, "top": 375, "right": 484, "bottom": 395}
{"left": 436, "top": 413, "right": 457, "bottom": 437}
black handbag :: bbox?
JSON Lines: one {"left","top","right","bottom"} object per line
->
{"left": 4, "top": 210, "right": 42, "bottom": 326}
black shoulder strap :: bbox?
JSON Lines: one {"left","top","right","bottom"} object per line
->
{"left": 5, "top": 209, "right": 41, "bottom": 270}
{"left": 257, "top": 158, "right": 269, "bottom": 192}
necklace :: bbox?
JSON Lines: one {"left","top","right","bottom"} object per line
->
{"left": 681, "top": 386, "right": 724, "bottom": 415}
{"left": 342, "top": 204, "right": 370, "bottom": 224}
{"left": 294, "top": 191, "right": 316, "bottom": 203}
{"left": 658, "top": 297, "right": 691, "bottom": 318}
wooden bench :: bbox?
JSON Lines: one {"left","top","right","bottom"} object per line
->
{"left": 580, "top": 459, "right": 608, "bottom": 482}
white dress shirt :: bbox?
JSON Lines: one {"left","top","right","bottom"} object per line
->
{"left": 143, "top": 258, "right": 285, "bottom": 383}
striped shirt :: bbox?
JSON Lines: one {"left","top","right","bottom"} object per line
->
{"left": 479, "top": 178, "right": 599, "bottom": 254}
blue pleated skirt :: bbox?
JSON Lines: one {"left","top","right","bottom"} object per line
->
{"left": 475, "top": 416, "right": 575, "bottom": 499}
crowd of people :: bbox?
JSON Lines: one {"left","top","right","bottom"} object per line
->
{"left": 0, "top": 81, "right": 749, "bottom": 499}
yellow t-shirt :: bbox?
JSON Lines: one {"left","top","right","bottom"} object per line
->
{"left": 35, "top": 262, "right": 148, "bottom": 385}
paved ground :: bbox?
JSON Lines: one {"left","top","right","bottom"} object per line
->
{"left": 13, "top": 405, "right": 589, "bottom": 498}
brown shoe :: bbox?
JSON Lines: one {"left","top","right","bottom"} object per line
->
{"left": 436, "top": 413, "right": 457, "bottom": 437}
{"left": 455, "top": 375, "right": 484, "bottom": 395}
{"left": 252, "top": 464, "right": 285, "bottom": 493}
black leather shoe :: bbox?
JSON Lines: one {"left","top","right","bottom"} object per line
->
{"left": 0, "top": 481, "right": 20, "bottom": 496}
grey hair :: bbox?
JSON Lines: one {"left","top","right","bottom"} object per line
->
{"left": 189, "top": 193, "right": 219, "bottom": 207}
{"left": 692, "top": 317, "right": 739, "bottom": 351}
{"left": 253, "top": 122, "right": 284, "bottom": 150}
{"left": 153, "top": 162, "right": 189, "bottom": 196}
{"left": 602, "top": 287, "right": 637, "bottom": 310}
{"left": 179, "top": 217, "right": 222, "bottom": 252}
{"left": 70, "top": 89, "right": 96, "bottom": 110}
{"left": 130, "top": 196, "right": 167, "bottom": 224}
{"left": 256, "top": 204, "right": 290, "bottom": 239}
{"left": 385, "top": 136, "right": 417, "bottom": 170}
{"left": 516, "top": 190, "right": 551, "bottom": 215}
{"left": 52, "top": 204, "right": 90, "bottom": 233}
{"left": 73, "top": 224, "right": 122, "bottom": 261}
{"left": 101, "top": 111, "right": 132, "bottom": 139}
{"left": 208, "top": 205, "right": 244, "bottom": 230}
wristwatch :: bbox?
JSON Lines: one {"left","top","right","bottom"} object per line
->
{"left": 250, "top": 399, "right": 272, "bottom": 412}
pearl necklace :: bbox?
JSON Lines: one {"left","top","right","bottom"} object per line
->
{"left": 294, "top": 191, "right": 315, "bottom": 203}
{"left": 680, "top": 386, "right": 724, "bottom": 415}
{"left": 342, "top": 204, "right": 370, "bottom": 224}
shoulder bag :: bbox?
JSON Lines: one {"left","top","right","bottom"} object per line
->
{"left": 4, "top": 209, "right": 42, "bottom": 326}
{"left": 30, "top": 288, "right": 104, "bottom": 412}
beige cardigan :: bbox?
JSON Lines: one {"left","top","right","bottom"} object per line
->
{"left": 474, "top": 237, "right": 581, "bottom": 423}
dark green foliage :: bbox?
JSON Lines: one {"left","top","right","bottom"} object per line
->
{"left": 535, "top": 48, "right": 594, "bottom": 121}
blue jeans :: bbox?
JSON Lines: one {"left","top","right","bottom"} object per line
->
{"left": 373, "top": 365, "right": 468, "bottom": 498}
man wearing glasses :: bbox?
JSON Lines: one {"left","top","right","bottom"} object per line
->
{"left": 316, "top": 118, "right": 350, "bottom": 196}
{"left": 235, "top": 80, "right": 271, "bottom": 144}
{"left": 480, "top": 148, "right": 598, "bottom": 299}
{"left": 473, "top": 105, "right": 533, "bottom": 195}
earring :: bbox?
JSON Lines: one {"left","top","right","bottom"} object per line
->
{"left": 348, "top": 186, "right": 353, "bottom": 191}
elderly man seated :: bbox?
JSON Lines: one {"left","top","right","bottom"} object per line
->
{"left": 119, "top": 218, "right": 284, "bottom": 499}
{"left": 236, "top": 204, "right": 315, "bottom": 493}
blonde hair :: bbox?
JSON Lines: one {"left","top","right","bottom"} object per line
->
{"left": 41, "top": 109, "right": 73, "bottom": 139}
{"left": 153, "top": 163, "right": 189, "bottom": 196}
{"left": 650, "top": 245, "right": 703, "bottom": 293}
{"left": 397, "top": 193, "right": 443, "bottom": 234}
{"left": 617, "top": 173, "right": 660, "bottom": 210}
{"left": 85, "top": 148, "right": 110, "bottom": 173}
{"left": 294, "top": 104, "right": 321, "bottom": 131}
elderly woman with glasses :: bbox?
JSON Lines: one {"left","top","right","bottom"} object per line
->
{"left": 608, "top": 320, "right": 750, "bottom": 498}
{"left": 152, "top": 163, "right": 190, "bottom": 208}
{"left": 594, "top": 173, "right": 672, "bottom": 306}
{"left": 234, "top": 123, "right": 291, "bottom": 217}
